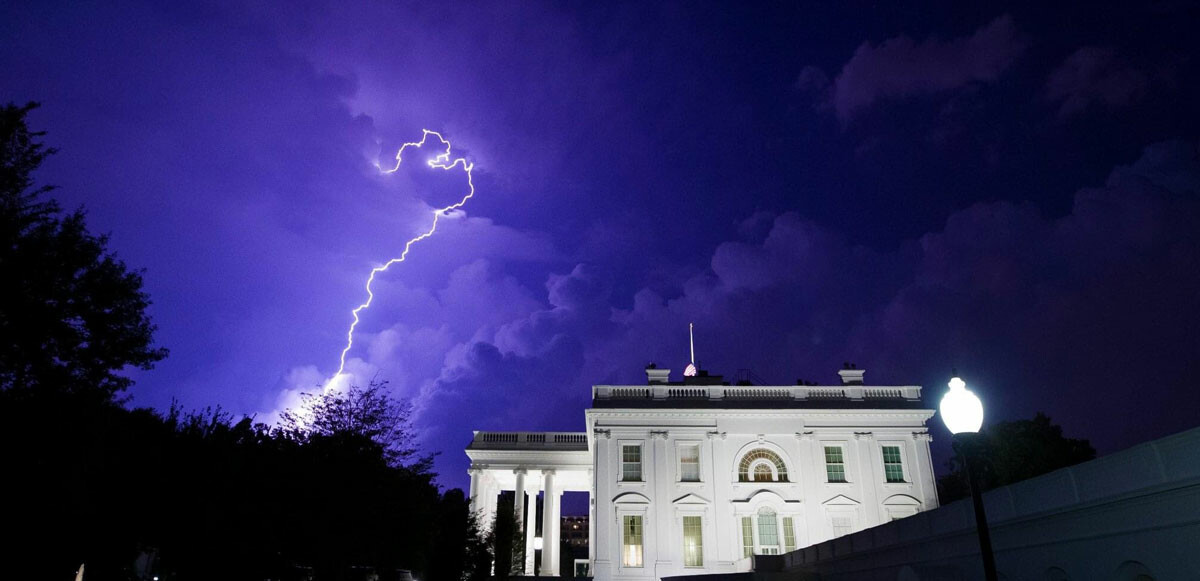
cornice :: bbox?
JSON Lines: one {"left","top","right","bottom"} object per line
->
{"left": 586, "top": 408, "right": 935, "bottom": 419}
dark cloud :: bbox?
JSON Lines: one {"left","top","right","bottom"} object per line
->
{"left": 825, "top": 15, "right": 1026, "bottom": 121}
{"left": 396, "top": 141, "right": 1200, "bottom": 486}
{"left": 1046, "top": 47, "right": 1149, "bottom": 118}
{"left": 5, "top": 0, "right": 1199, "bottom": 496}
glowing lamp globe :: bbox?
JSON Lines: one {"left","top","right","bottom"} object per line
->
{"left": 940, "top": 376, "right": 984, "bottom": 434}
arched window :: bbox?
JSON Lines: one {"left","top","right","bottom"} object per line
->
{"left": 738, "top": 449, "right": 788, "bottom": 482}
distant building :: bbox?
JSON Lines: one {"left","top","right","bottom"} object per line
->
{"left": 465, "top": 363, "right": 938, "bottom": 580}
{"left": 562, "top": 515, "right": 589, "bottom": 549}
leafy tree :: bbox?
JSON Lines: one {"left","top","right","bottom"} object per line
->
{"left": 0, "top": 102, "right": 166, "bottom": 401}
{"left": 938, "top": 412, "right": 1096, "bottom": 502}
{"left": 428, "top": 489, "right": 492, "bottom": 581}
{"left": 491, "top": 493, "right": 517, "bottom": 578}
{"left": 278, "top": 377, "right": 432, "bottom": 472}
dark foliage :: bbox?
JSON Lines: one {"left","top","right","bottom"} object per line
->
{"left": 0, "top": 102, "right": 167, "bottom": 402}
{"left": 937, "top": 412, "right": 1096, "bottom": 503}
{"left": 0, "top": 107, "right": 485, "bottom": 580}
{"left": 0, "top": 384, "right": 485, "bottom": 581}
{"left": 491, "top": 494, "right": 516, "bottom": 578}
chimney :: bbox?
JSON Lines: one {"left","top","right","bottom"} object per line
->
{"left": 837, "top": 362, "right": 865, "bottom": 385}
{"left": 646, "top": 363, "right": 671, "bottom": 384}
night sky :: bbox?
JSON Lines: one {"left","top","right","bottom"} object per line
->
{"left": 4, "top": 1, "right": 1199, "bottom": 500}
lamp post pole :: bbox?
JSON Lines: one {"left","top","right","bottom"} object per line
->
{"left": 960, "top": 433, "right": 998, "bottom": 581}
{"left": 940, "top": 375, "right": 998, "bottom": 581}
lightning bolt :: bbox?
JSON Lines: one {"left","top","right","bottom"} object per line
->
{"left": 334, "top": 129, "right": 475, "bottom": 378}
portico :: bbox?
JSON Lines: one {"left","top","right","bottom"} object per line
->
{"left": 466, "top": 431, "right": 592, "bottom": 576}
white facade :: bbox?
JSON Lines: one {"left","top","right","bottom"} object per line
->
{"left": 466, "top": 366, "right": 939, "bottom": 581}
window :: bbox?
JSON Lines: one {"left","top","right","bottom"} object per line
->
{"left": 740, "top": 516, "right": 754, "bottom": 558}
{"left": 882, "top": 445, "right": 905, "bottom": 483}
{"left": 682, "top": 516, "right": 703, "bottom": 567}
{"left": 738, "top": 448, "right": 788, "bottom": 482}
{"left": 824, "top": 446, "right": 847, "bottom": 483}
{"left": 622, "top": 444, "right": 642, "bottom": 482}
{"left": 757, "top": 508, "right": 780, "bottom": 554}
{"left": 782, "top": 516, "right": 796, "bottom": 552}
{"left": 831, "top": 516, "right": 852, "bottom": 538}
{"left": 680, "top": 444, "right": 701, "bottom": 482}
{"left": 622, "top": 515, "right": 643, "bottom": 567}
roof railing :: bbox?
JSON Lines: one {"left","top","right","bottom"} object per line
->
{"left": 592, "top": 384, "right": 922, "bottom": 402}
{"left": 470, "top": 430, "right": 589, "bottom": 448}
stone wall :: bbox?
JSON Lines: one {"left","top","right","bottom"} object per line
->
{"left": 778, "top": 426, "right": 1200, "bottom": 580}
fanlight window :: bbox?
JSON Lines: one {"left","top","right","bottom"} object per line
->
{"left": 738, "top": 449, "right": 788, "bottom": 482}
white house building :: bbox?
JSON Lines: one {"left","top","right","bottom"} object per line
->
{"left": 465, "top": 364, "right": 939, "bottom": 581}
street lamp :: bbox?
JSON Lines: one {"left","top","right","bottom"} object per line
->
{"left": 939, "top": 375, "right": 998, "bottom": 581}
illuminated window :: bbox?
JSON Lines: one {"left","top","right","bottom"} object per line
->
{"left": 740, "top": 516, "right": 754, "bottom": 558}
{"left": 757, "top": 508, "right": 780, "bottom": 554}
{"left": 622, "top": 515, "right": 643, "bottom": 567}
{"left": 622, "top": 444, "right": 642, "bottom": 482}
{"left": 682, "top": 516, "right": 703, "bottom": 567}
{"left": 824, "top": 446, "right": 846, "bottom": 483}
{"left": 680, "top": 444, "right": 701, "bottom": 482}
{"left": 782, "top": 516, "right": 796, "bottom": 552}
{"left": 882, "top": 446, "right": 905, "bottom": 483}
{"left": 738, "top": 449, "right": 788, "bottom": 482}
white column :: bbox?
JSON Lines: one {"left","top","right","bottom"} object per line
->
{"left": 468, "top": 467, "right": 481, "bottom": 514}
{"left": 513, "top": 469, "right": 527, "bottom": 574}
{"left": 913, "top": 432, "right": 938, "bottom": 508}
{"left": 587, "top": 468, "right": 595, "bottom": 566}
{"left": 651, "top": 431, "right": 671, "bottom": 574}
{"left": 592, "top": 429, "right": 613, "bottom": 579}
{"left": 525, "top": 484, "right": 537, "bottom": 575}
{"left": 796, "top": 431, "right": 820, "bottom": 547}
{"left": 541, "top": 469, "right": 559, "bottom": 576}
{"left": 855, "top": 432, "right": 881, "bottom": 527}
{"left": 482, "top": 473, "right": 499, "bottom": 532}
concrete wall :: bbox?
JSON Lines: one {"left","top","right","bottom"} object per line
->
{"left": 778, "top": 426, "right": 1200, "bottom": 581}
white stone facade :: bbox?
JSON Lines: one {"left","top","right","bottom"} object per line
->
{"left": 466, "top": 367, "right": 939, "bottom": 581}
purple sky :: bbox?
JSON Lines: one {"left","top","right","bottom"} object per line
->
{"left": 4, "top": 1, "right": 1199, "bottom": 498}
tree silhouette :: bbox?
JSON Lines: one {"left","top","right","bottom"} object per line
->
{"left": 938, "top": 412, "right": 1096, "bottom": 502}
{"left": 0, "top": 102, "right": 166, "bottom": 401}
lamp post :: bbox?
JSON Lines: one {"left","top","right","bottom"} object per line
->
{"left": 939, "top": 375, "right": 998, "bottom": 581}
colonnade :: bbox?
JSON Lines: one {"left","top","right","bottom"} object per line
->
{"left": 469, "top": 467, "right": 565, "bottom": 576}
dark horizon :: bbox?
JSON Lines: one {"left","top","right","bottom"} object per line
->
{"left": 3, "top": 0, "right": 1199, "bottom": 495}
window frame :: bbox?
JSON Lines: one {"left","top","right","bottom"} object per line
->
{"left": 823, "top": 443, "right": 849, "bottom": 484}
{"left": 621, "top": 514, "right": 645, "bottom": 568}
{"left": 619, "top": 441, "right": 644, "bottom": 483}
{"left": 681, "top": 515, "right": 704, "bottom": 567}
{"left": 756, "top": 507, "right": 781, "bottom": 555}
{"left": 879, "top": 442, "right": 908, "bottom": 484}
{"left": 737, "top": 448, "right": 789, "bottom": 483}
{"left": 739, "top": 516, "right": 754, "bottom": 559}
{"left": 677, "top": 441, "right": 702, "bottom": 483}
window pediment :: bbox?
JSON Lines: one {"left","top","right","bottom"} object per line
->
{"left": 672, "top": 493, "right": 711, "bottom": 505}
{"left": 613, "top": 492, "right": 652, "bottom": 505}
{"left": 822, "top": 494, "right": 861, "bottom": 506}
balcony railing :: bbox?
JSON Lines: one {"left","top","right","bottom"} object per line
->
{"left": 592, "top": 384, "right": 922, "bottom": 402}
{"left": 470, "top": 431, "right": 590, "bottom": 449}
